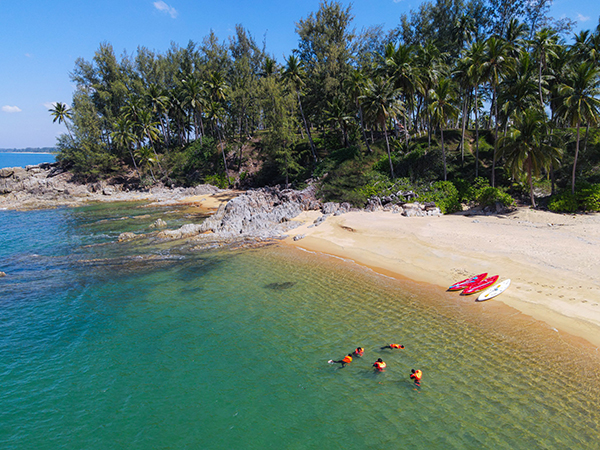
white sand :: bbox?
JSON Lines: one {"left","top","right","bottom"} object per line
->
{"left": 284, "top": 208, "right": 600, "bottom": 348}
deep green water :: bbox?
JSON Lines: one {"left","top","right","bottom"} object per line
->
{"left": 1, "top": 203, "right": 600, "bottom": 449}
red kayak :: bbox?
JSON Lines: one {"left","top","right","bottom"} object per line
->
{"left": 448, "top": 273, "right": 487, "bottom": 291}
{"left": 462, "top": 275, "right": 499, "bottom": 295}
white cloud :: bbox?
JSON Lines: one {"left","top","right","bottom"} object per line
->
{"left": 43, "top": 102, "right": 56, "bottom": 109}
{"left": 2, "top": 105, "right": 22, "bottom": 113}
{"left": 154, "top": 1, "right": 178, "bottom": 18}
{"left": 577, "top": 13, "right": 591, "bottom": 22}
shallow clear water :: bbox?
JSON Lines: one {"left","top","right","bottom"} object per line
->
{"left": 1, "top": 203, "right": 600, "bottom": 449}
{"left": 0, "top": 153, "right": 56, "bottom": 169}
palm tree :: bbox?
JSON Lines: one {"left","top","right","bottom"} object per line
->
{"left": 111, "top": 117, "right": 140, "bottom": 178}
{"left": 206, "top": 100, "right": 228, "bottom": 176}
{"left": 499, "top": 109, "right": 562, "bottom": 207}
{"left": 557, "top": 62, "right": 600, "bottom": 194}
{"left": 362, "top": 77, "right": 402, "bottom": 179}
{"left": 465, "top": 41, "right": 485, "bottom": 177}
{"left": 145, "top": 86, "right": 171, "bottom": 146}
{"left": 481, "top": 36, "right": 512, "bottom": 186}
{"left": 344, "top": 68, "right": 371, "bottom": 152}
{"left": 429, "top": 78, "right": 459, "bottom": 181}
{"left": 282, "top": 55, "right": 317, "bottom": 163}
{"left": 49, "top": 102, "right": 74, "bottom": 143}
{"left": 324, "top": 97, "right": 352, "bottom": 147}
{"left": 531, "top": 28, "right": 560, "bottom": 108}
{"left": 137, "top": 109, "right": 165, "bottom": 177}
{"left": 384, "top": 43, "right": 415, "bottom": 146}
{"left": 182, "top": 77, "right": 207, "bottom": 142}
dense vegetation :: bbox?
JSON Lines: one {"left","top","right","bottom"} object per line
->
{"left": 50, "top": 0, "right": 600, "bottom": 213}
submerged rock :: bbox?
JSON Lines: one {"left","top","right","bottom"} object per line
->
{"left": 149, "top": 218, "right": 167, "bottom": 229}
{"left": 0, "top": 271, "right": 6, "bottom": 277}
{"left": 264, "top": 281, "right": 296, "bottom": 290}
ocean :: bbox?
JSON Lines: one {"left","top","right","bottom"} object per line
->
{"left": 0, "top": 152, "right": 56, "bottom": 169}
{"left": 1, "top": 200, "right": 600, "bottom": 449}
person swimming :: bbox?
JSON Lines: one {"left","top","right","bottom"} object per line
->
{"left": 373, "top": 358, "right": 386, "bottom": 371}
{"left": 381, "top": 344, "right": 405, "bottom": 349}
{"left": 353, "top": 347, "right": 364, "bottom": 357}
{"left": 410, "top": 369, "right": 422, "bottom": 386}
{"left": 329, "top": 354, "right": 353, "bottom": 367}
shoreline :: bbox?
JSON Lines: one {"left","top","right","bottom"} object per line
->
{"left": 283, "top": 208, "right": 600, "bottom": 348}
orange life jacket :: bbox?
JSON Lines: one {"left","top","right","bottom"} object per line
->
{"left": 374, "top": 361, "right": 386, "bottom": 370}
{"left": 411, "top": 370, "right": 422, "bottom": 381}
{"left": 355, "top": 348, "right": 364, "bottom": 356}
{"left": 391, "top": 344, "right": 402, "bottom": 349}
{"left": 342, "top": 355, "right": 353, "bottom": 364}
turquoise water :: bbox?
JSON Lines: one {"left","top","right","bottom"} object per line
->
{"left": 1, "top": 203, "right": 600, "bottom": 449}
{"left": 0, "top": 152, "right": 56, "bottom": 169}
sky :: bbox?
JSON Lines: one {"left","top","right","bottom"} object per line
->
{"left": 1, "top": 0, "right": 598, "bottom": 149}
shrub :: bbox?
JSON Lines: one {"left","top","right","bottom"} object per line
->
{"left": 418, "top": 181, "right": 461, "bottom": 214}
{"left": 548, "top": 191, "right": 578, "bottom": 213}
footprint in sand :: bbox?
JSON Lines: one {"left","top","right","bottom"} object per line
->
{"left": 559, "top": 295, "right": 564, "bottom": 298}
{"left": 593, "top": 303, "right": 598, "bottom": 307}
{"left": 582, "top": 300, "right": 588, "bottom": 303}
{"left": 537, "top": 291, "right": 542, "bottom": 294}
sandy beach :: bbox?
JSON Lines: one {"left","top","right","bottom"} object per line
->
{"left": 282, "top": 207, "right": 600, "bottom": 348}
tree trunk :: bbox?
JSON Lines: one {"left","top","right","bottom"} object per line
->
{"left": 297, "top": 91, "right": 317, "bottom": 163}
{"left": 475, "top": 85, "right": 480, "bottom": 178}
{"left": 528, "top": 155, "right": 536, "bottom": 208}
{"left": 572, "top": 121, "right": 581, "bottom": 194}
{"left": 441, "top": 127, "right": 447, "bottom": 181}
{"left": 460, "top": 91, "right": 468, "bottom": 164}
{"left": 491, "top": 85, "right": 499, "bottom": 187}
{"left": 384, "top": 123, "right": 395, "bottom": 179}
{"left": 358, "top": 103, "right": 372, "bottom": 152}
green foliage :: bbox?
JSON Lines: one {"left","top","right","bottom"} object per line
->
{"left": 204, "top": 174, "right": 233, "bottom": 189}
{"left": 454, "top": 177, "right": 514, "bottom": 208}
{"left": 548, "top": 191, "right": 578, "bottom": 213}
{"left": 549, "top": 183, "right": 600, "bottom": 212}
{"left": 418, "top": 181, "right": 461, "bottom": 214}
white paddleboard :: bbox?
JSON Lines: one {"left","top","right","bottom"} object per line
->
{"left": 476, "top": 279, "right": 511, "bottom": 302}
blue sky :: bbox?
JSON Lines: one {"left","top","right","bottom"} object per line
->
{"left": 1, "top": 0, "right": 598, "bottom": 149}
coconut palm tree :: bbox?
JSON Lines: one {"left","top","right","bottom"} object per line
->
{"left": 362, "top": 77, "right": 402, "bottom": 179}
{"left": 531, "top": 28, "right": 560, "bottom": 108}
{"left": 206, "top": 100, "right": 228, "bottom": 176}
{"left": 344, "top": 68, "right": 371, "bottom": 152}
{"left": 49, "top": 102, "right": 74, "bottom": 143}
{"left": 182, "top": 77, "right": 207, "bottom": 142}
{"left": 557, "top": 62, "right": 600, "bottom": 194}
{"left": 324, "top": 97, "right": 352, "bottom": 147}
{"left": 384, "top": 43, "right": 415, "bottom": 146}
{"left": 499, "top": 109, "right": 562, "bottom": 207}
{"left": 429, "top": 78, "right": 459, "bottom": 181}
{"left": 481, "top": 36, "right": 512, "bottom": 186}
{"left": 111, "top": 117, "right": 140, "bottom": 178}
{"left": 465, "top": 41, "right": 485, "bottom": 177}
{"left": 282, "top": 55, "right": 317, "bottom": 163}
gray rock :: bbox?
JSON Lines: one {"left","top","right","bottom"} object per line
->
{"left": 293, "top": 234, "right": 306, "bottom": 241}
{"left": 118, "top": 232, "right": 137, "bottom": 242}
{"left": 149, "top": 218, "right": 167, "bottom": 229}
{"left": 322, "top": 202, "right": 339, "bottom": 215}
{"left": 103, "top": 186, "right": 115, "bottom": 196}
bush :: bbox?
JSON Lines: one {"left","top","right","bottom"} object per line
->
{"left": 548, "top": 191, "right": 578, "bottom": 213}
{"left": 549, "top": 183, "right": 600, "bottom": 212}
{"left": 204, "top": 173, "right": 233, "bottom": 189}
{"left": 418, "top": 181, "right": 461, "bottom": 214}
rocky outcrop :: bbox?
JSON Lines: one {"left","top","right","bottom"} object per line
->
{"left": 157, "top": 185, "right": 321, "bottom": 241}
{"left": 0, "top": 162, "right": 224, "bottom": 210}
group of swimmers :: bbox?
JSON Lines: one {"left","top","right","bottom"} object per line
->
{"left": 329, "top": 344, "right": 422, "bottom": 386}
